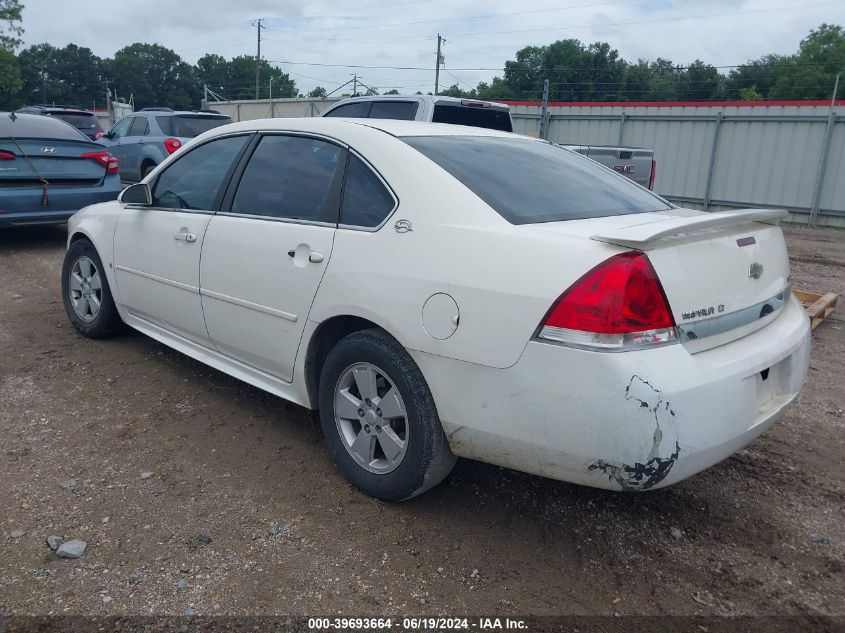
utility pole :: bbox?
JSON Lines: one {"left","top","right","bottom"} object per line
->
{"left": 269, "top": 77, "right": 274, "bottom": 101}
{"left": 539, "top": 78, "right": 550, "bottom": 140}
{"left": 434, "top": 34, "right": 445, "bottom": 95}
{"left": 252, "top": 18, "right": 265, "bottom": 100}
{"left": 832, "top": 72, "right": 841, "bottom": 108}
{"left": 352, "top": 73, "right": 358, "bottom": 96}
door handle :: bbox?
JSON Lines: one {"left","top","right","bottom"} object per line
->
{"left": 308, "top": 251, "right": 324, "bottom": 263}
{"left": 173, "top": 231, "right": 197, "bottom": 243}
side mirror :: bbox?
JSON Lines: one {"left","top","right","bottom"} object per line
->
{"left": 119, "top": 182, "right": 152, "bottom": 206}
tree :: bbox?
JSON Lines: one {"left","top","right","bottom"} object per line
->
{"left": 382, "top": 88, "right": 400, "bottom": 95}
{"left": 17, "top": 43, "right": 103, "bottom": 107}
{"left": 307, "top": 86, "right": 327, "bottom": 98}
{"left": 725, "top": 54, "right": 786, "bottom": 100}
{"left": 739, "top": 85, "right": 763, "bottom": 101}
{"left": 677, "top": 60, "right": 723, "bottom": 101}
{"left": 770, "top": 24, "right": 845, "bottom": 100}
{"left": 195, "top": 55, "right": 295, "bottom": 101}
{"left": 104, "top": 43, "right": 199, "bottom": 109}
{"left": 0, "top": 48, "right": 21, "bottom": 107}
{"left": 0, "top": 0, "right": 23, "bottom": 51}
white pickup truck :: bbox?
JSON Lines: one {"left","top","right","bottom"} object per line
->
{"left": 322, "top": 95, "right": 656, "bottom": 190}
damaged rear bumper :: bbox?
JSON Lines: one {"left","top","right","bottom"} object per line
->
{"left": 410, "top": 296, "right": 811, "bottom": 491}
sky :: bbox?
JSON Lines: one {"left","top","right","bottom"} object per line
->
{"left": 19, "top": 0, "right": 845, "bottom": 98}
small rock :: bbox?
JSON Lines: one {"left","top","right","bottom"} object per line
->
{"left": 56, "top": 539, "right": 87, "bottom": 558}
{"left": 811, "top": 534, "right": 828, "bottom": 544}
{"left": 269, "top": 525, "right": 280, "bottom": 535}
{"left": 46, "top": 535, "right": 63, "bottom": 550}
{"left": 184, "top": 607, "right": 195, "bottom": 616}
{"left": 10, "top": 529, "right": 26, "bottom": 539}
{"left": 59, "top": 479, "right": 77, "bottom": 489}
{"left": 196, "top": 534, "right": 212, "bottom": 545}
{"left": 176, "top": 578, "right": 188, "bottom": 591}
{"left": 102, "top": 596, "right": 112, "bottom": 604}
{"left": 437, "top": 567, "right": 444, "bottom": 574}
{"left": 470, "top": 568, "right": 479, "bottom": 578}
{"left": 101, "top": 517, "right": 110, "bottom": 524}
{"left": 140, "top": 471, "right": 154, "bottom": 480}
{"left": 669, "top": 526, "right": 683, "bottom": 539}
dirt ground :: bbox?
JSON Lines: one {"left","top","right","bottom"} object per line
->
{"left": 0, "top": 224, "right": 843, "bottom": 624}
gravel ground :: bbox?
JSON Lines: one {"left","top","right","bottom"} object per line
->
{"left": 0, "top": 224, "right": 843, "bottom": 623}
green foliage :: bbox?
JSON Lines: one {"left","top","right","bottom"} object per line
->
{"left": 17, "top": 43, "right": 103, "bottom": 107}
{"left": 0, "top": 47, "right": 21, "bottom": 107}
{"left": 769, "top": 24, "right": 845, "bottom": 100}
{"left": 739, "top": 85, "right": 763, "bottom": 101}
{"left": 0, "top": 0, "right": 23, "bottom": 51}
{"left": 105, "top": 43, "right": 199, "bottom": 109}
{"left": 195, "top": 53, "right": 296, "bottom": 101}
{"left": 382, "top": 88, "right": 400, "bottom": 95}
{"left": 307, "top": 86, "right": 327, "bottom": 98}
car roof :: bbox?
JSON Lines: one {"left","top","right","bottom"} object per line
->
{"left": 329, "top": 94, "right": 510, "bottom": 109}
{"left": 135, "top": 110, "right": 230, "bottom": 118}
{"left": 0, "top": 112, "right": 92, "bottom": 140}
{"left": 213, "top": 117, "right": 524, "bottom": 140}
{"left": 20, "top": 105, "right": 93, "bottom": 115}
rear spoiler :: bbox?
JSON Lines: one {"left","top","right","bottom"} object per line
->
{"left": 591, "top": 208, "right": 789, "bottom": 248}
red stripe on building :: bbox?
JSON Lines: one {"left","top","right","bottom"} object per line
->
{"left": 500, "top": 99, "right": 844, "bottom": 108}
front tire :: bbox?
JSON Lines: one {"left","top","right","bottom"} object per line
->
{"left": 61, "top": 239, "right": 123, "bottom": 338}
{"left": 318, "top": 329, "right": 456, "bottom": 501}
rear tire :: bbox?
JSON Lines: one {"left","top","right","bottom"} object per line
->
{"left": 61, "top": 239, "right": 123, "bottom": 338}
{"left": 318, "top": 329, "right": 456, "bottom": 501}
{"left": 141, "top": 163, "right": 156, "bottom": 179}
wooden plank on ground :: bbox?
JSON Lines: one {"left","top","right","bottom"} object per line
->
{"left": 793, "top": 289, "right": 838, "bottom": 330}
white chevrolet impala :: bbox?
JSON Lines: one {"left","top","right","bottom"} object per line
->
{"left": 62, "top": 118, "right": 811, "bottom": 501}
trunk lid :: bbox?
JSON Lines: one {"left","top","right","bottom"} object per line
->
{"left": 532, "top": 208, "right": 792, "bottom": 352}
{"left": 0, "top": 138, "right": 107, "bottom": 186}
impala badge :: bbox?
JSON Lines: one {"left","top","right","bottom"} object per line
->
{"left": 749, "top": 262, "right": 764, "bottom": 279}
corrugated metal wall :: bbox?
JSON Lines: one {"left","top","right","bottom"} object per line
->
{"left": 210, "top": 99, "right": 845, "bottom": 220}
{"left": 511, "top": 103, "right": 845, "bottom": 219}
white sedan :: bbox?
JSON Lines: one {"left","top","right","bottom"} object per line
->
{"left": 62, "top": 118, "right": 811, "bottom": 501}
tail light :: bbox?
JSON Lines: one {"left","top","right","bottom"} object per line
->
{"left": 536, "top": 251, "right": 677, "bottom": 351}
{"left": 81, "top": 151, "right": 119, "bottom": 175}
{"left": 648, "top": 159, "right": 656, "bottom": 191}
{"left": 0, "top": 150, "right": 14, "bottom": 160}
{"left": 163, "top": 138, "right": 182, "bottom": 155}
{"left": 94, "top": 131, "right": 104, "bottom": 140}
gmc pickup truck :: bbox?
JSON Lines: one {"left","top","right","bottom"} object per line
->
{"left": 322, "top": 95, "right": 656, "bottom": 190}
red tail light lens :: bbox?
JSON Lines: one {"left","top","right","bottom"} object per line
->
{"left": 0, "top": 150, "right": 14, "bottom": 160}
{"left": 81, "top": 151, "right": 119, "bottom": 175}
{"left": 94, "top": 131, "right": 104, "bottom": 140}
{"left": 163, "top": 138, "right": 182, "bottom": 155}
{"left": 648, "top": 159, "right": 657, "bottom": 190}
{"left": 537, "top": 251, "right": 677, "bottom": 351}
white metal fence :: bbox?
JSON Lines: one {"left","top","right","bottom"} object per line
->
{"left": 211, "top": 98, "right": 845, "bottom": 224}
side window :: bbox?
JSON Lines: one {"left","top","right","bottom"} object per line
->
{"left": 110, "top": 117, "right": 133, "bottom": 139}
{"left": 340, "top": 155, "right": 395, "bottom": 228}
{"left": 129, "top": 117, "right": 149, "bottom": 136}
{"left": 368, "top": 101, "right": 418, "bottom": 120}
{"left": 151, "top": 135, "right": 249, "bottom": 211}
{"left": 324, "top": 102, "right": 371, "bottom": 118}
{"left": 230, "top": 135, "right": 343, "bottom": 221}
{"left": 155, "top": 116, "right": 174, "bottom": 136}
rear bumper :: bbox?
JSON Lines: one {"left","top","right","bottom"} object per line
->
{"left": 410, "top": 295, "right": 811, "bottom": 491}
{"left": 0, "top": 182, "right": 120, "bottom": 227}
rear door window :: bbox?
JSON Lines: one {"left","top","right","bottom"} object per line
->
{"left": 129, "top": 117, "right": 149, "bottom": 136}
{"left": 368, "top": 101, "right": 418, "bottom": 120}
{"left": 340, "top": 155, "right": 395, "bottom": 228}
{"left": 151, "top": 135, "right": 249, "bottom": 211}
{"left": 325, "top": 102, "right": 371, "bottom": 118}
{"left": 230, "top": 135, "right": 344, "bottom": 222}
{"left": 403, "top": 135, "right": 670, "bottom": 224}
{"left": 432, "top": 104, "right": 513, "bottom": 132}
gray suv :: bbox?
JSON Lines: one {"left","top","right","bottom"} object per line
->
{"left": 97, "top": 108, "right": 232, "bottom": 182}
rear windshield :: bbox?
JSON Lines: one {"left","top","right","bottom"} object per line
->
{"left": 432, "top": 104, "right": 512, "bottom": 132}
{"left": 156, "top": 115, "right": 231, "bottom": 138}
{"left": 49, "top": 112, "right": 102, "bottom": 131}
{"left": 402, "top": 136, "right": 670, "bottom": 224}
